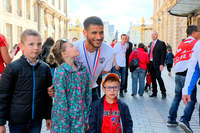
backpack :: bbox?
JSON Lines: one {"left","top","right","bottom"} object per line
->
{"left": 130, "top": 50, "right": 139, "bottom": 72}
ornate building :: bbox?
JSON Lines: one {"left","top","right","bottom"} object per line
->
{"left": 0, "top": 0, "right": 69, "bottom": 49}
{"left": 128, "top": 18, "right": 152, "bottom": 46}
{"left": 153, "top": 0, "right": 187, "bottom": 52}
{"left": 68, "top": 19, "right": 84, "bottom": 41}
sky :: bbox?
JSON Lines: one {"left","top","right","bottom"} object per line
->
{"left": 68, "top": 0, "right": 154, "bottom": 34}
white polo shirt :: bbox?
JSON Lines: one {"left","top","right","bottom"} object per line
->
{"left": 113, "top": 42, "right": 128, "bottom": 67}
{"left": 74, "top": 40, "right": 114, "bottom": 88}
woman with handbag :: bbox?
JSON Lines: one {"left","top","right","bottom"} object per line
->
{"left": 129, "top": 43, "right": 150, "bottom": 96}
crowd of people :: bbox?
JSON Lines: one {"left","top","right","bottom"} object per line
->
{"left": 0, "top": 16, "right": 199, "bottom": 133}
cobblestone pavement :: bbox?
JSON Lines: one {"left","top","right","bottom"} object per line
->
{"left": 123, "top": 68, "right": 200, "bottom": 133}
{"left": 6, "top": 68, "right": 200, "bottom": 133}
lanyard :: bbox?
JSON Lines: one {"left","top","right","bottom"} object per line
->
{"left": 83, "top": 41, "right": 101, "bottom": 78}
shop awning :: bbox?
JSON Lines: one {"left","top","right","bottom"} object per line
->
{"left": 169, "top": 0, "right": 200, "bottom": 17}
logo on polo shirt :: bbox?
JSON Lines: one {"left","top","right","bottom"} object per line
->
{"left": 99, "top": 57, "right": 105, "bottom": 64}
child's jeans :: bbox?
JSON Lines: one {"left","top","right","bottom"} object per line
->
{"left": 9, "top": 121, "right": 42, "bottom": 133}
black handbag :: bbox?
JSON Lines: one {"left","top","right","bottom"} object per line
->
{"left": 130, "top": 50, "right": 139, "bottom": 72}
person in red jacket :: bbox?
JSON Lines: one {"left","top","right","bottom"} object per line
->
{"left": 0, "top": 34, "right": 13, "bottom": 78}
{"left": 129, "top": 43, "right": 150, "bottom": 96}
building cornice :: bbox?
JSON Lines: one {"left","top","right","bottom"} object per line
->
{"left": 38, "top": 0, "right": 69, "bottom": 22}
{"left": 153, "top": 0, "right": 177, "bottom": 17}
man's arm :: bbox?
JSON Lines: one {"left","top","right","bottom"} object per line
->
{"left": 113, "top": 53, "right": 119, "bottom": 70}
{"left": 113, "top": 44, "right": 119, "bottom": 70}
{"left": 160, "top": 41, "right": 167, "bottom": 66}
{"left": 182, "top": 42, "right": 200, "bottom": 105}
{"left": 0, "top": 46, "right": 12, "bottom": 65}
{"left": 159, "top": 41, "right": 166, "bottom": 71}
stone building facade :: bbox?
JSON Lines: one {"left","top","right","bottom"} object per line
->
{"left": 0, "top": 0, "right": 68, "bottom": 49}
{"left": 153, "top": 0, "right": 187, "bottom": 52}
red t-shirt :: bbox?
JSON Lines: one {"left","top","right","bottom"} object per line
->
{"left": 101, "top": 98, "right": 122, "bottom": 133}
{"left": 0, "top": 34, "right": 7, "bottom": 74}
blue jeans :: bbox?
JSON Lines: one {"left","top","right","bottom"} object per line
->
{"left": 168, "top": 75, "right": 197, "bottom": 122}
{"left": 9, "top": 121, "right": 42, "bottom": 133}
{"left": 112, "top": 66, "right": 126, "bottom": 92}
{"left": 131, "top": 68, "right": 146, "bottom": 96}
{"left": 199, "top": 105, "right": 200, "bottom": 124}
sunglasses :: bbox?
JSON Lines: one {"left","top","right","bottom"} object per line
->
{"left": 59, "top": 38, "right": 67, "bottom": 49}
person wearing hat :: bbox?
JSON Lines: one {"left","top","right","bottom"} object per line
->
{"left": 88, "top": 73, "right": 133, "bottom": 133}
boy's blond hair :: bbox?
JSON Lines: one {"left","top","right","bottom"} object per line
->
{"left": 21, "top": 29, "right": 41, "bottom": 44}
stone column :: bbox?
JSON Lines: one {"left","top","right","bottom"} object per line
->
{"left": 39, "top": 7, "right": 45, "bottom": 40}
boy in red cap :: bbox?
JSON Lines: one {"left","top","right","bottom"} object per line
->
{"left": 88, "top": 73, "right": 133, "bottom": 133}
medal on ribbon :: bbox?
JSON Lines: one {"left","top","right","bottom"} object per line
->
{"left": 83, "top": 41, "right": 101, "bottom": 82}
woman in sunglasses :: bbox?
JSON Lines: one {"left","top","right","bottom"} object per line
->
{"left": 50, "top": 39, "right": 92, "bottom": 133}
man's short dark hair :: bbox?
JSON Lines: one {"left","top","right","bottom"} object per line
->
{"left": 138, "top": 43, "right": 145, "bottom": 49}
{"left": 186, "top": 25, "right": 198, "bottom": 36}
{"left": 83, "top": 16, "right": 104, "bottom": 30}
{"left": 121, "top": 34, "right": 126, "bottom": 38}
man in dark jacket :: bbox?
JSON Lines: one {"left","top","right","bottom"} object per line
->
{"left": 0, "top": 29, "right": 52, "bottom": 133}
{"left": 149, "top": 31, "right": 167, "bottom": 98}
{"left": 89, "top": 73, "right": 133, "bottom": 133}
{"left": 125, "top": 35, "right": 133, "bottom": 92}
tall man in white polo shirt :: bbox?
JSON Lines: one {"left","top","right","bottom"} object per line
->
{"left": 113, "top": 34, "right": 128, "bottom": 97}
{"left": 74, "top": 16, "right": 114, "bottom": 102}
